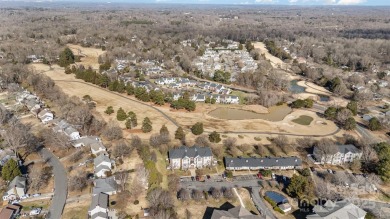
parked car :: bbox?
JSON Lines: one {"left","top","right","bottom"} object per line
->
{"left": 32, "top": 193, "right": 41, "bottom": 197}
{"left": 11, "top": 200, "right": 20, "bottom": 204}
{"left": 20, "top": 194, "right": 30, "bottom": 200}
{"left": 271, "top": 173, "right": 276, "bottom": 179}
{"left": 310, "top": 167, "right": 316, "bottom": 172}
{"left": 327, "top": 169, "right": 334, "bottom": 174}
{"left": 29, "top": 208, "right": 42, "bottom": 216}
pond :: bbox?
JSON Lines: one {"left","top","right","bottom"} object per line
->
{"left": 208, "top": 104, "right": 292, "bottom": 121}
{"left": 289, "top": 80, "right": 306, "bottom": 94}
{"left": 265, "top": 191, "right": 288, "bottom": 205}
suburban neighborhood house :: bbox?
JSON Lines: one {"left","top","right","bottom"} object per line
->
{"left": 306, "top": 200, "right": 366, "bottom": 219}
{"left": 0, "top": 204, "right": 21, "bottom": 219}
{"left": 88, "top": 192, "right": 109, "bottom": 219}
{"left": 37, "top": 108, "right": 54, "bottom": 124}
{"left": 93, "top": 177, "right": 118, "bottom": 196}
{"left": 94, "top": 154, "right": 112, "bottom": 178}
{"left": 224, "top": 157, "right": 302, "bottom": 170}
{"left": 210, "top": 205, "right": 264, "bottom": 219}
{"left": 2, "top": 176, "right": 27, "bottom": 201}
{"left": 313, "top": 144, "right": 363, "bottom": 165}
{"left": 168, "top": 146, "right": 214, "bottom": 169}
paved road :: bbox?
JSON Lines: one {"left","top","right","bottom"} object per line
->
{"left": 313, "top": 103, "right": 381, "bottom": 143}
{"left": 40, "top": 148, "right": 68, "bottom": 219}
{"left": 251, "top": 187, "right": 277, "bottom": 219}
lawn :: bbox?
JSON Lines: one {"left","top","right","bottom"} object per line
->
{"left": 62, "top": 204, "right": 89, "bottom": 219}
{"left": 292, "top": 115, "right": 313, "bottom": 126}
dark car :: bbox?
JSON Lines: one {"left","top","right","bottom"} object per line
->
{"left": 310, "top": 167, "right": 316, "bottom": 172}
{"left": 191, "top": 176, "right": 195, "bottom": 181}
{"left": 206, "top": 175, "right": 211, "bottom": 179}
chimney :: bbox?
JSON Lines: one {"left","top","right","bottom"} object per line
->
{"left": 276, "top": 159, "right": 278, "bottom": 162}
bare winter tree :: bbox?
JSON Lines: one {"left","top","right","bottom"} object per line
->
{"left": 2, "top": 118, "right": 37, "bottom": 156}
{"left": 168, "top": 173, "right": 180, "bottom": 193}
{"left": 69, "top": 171, "right": 88, "bottom": 192}
{"left": 191, "top": 189, "right": 203, "bottom": 201}
{"left": 131, "top": 135, "right": 142, "bottom": 149}
{"left": 102, "top": 121, "right": 123, "bottom": 141}
{"left": 211, "top": 187, "right": 222, "bottom": 199}
{"left": 314, "top": 138, "right": 338, "bottom": 163}
{"left": 115, "top": 171, "right": 130, "bottom": 192}
{"left": 29, "top": 165, "right": 53, "bottom": 191}
{"left": 136, "top": 164, "right": 149, "bottom": 190}
{"left": 42, "top": 128, "right": 71, "bottom": 151}
{"left": 178, "top": 188, "right": 191, "bottom": 201}
{"left": 112, "top": 140, "right": 132, "bottom": 159}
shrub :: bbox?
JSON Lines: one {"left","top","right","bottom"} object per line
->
{"left": 209, "top": 131, "right": 221, "bottom": 143}
{"left": 191, "top": 122, "right": 203, "bottom": 135}
{"left": 273, "top": 206, "right": 285, "bottom": 214}
{"left": 133, "top": 200, "right": 139, "bottom": 205}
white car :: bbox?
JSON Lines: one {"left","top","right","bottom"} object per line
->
{"left": 32, "top": 193, "right": 41, "bottom": 197}
{"left": 11, "top": 200, "right": 20, "bottom": 204}
{"left": 29, "top": 208, "right": 42, "bottom": 216}
{"left": 20, "top": 194, "right": 30, "bottom": 199}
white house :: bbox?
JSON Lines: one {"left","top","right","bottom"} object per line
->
{"left": 94, "top": 154, "right": 112, "bottom": 178}
{"left": 192, "top": 94, "right": 206, "bottom": 102}
{"left": 2, "top": 176, "right": 27, "bottom": 201}
{"left": 88, "top": 192, "right": 109, "bottom": 219}
{"left": 168, "top": 146, "right": 214, "bottom": 170}
{"left": 64, "top": 127, "right": 80, "bottom": 140}
{"left": 91, "top": 142, "right": 107, "bottom": 155}
{"left": 37, "top": 109, "right": 53, "bottom": 124}
{"left": 313, "top": 144, "right": 363, "bottom": 165}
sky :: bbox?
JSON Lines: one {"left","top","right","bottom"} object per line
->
{"left": 2, "top": 0, "right": 390, "bottom": 5}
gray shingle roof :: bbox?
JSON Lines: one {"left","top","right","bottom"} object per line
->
{"left": 94, "top": 154, "right": 111, "bottom": 167}
{"left": 91, "top": 211, "right": 108, "bottom": 219}
{"left": 8, "top": 176, "right": 26, "bottom": 190}
{"left": 72, "top": 136, "right": 100, "bottom": 146}
{"left": 307, "top": 200, "right": 366, "bottom": 219}
{"left": 95, "top": 165, "right": 111, "bottom": 175}
{"left": 93, "top": 177, "right": 117, "bottom": 195}
{"left": 169, "top": 146, "right": 212, "bottom": 159}
{"left": 337, "top": 144, "right": 361, "bottom": 154}
{"left": 89, "top": 192, "right": 108, "bottom": 211}
{"left": 211, "top": 205, "right": 262, "bottom": 219}
{"left": 64, "top": 127, "right": 78, "bottom": 136}
{"left": 225, "top": 157, "right": 302, "bottom": 169}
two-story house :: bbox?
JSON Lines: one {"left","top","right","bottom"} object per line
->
{"left": 94, "top": 154, "right": 112, "bottom": 178}
{"left": 313, "top": 144, "right": 362, "bottom": 165}
{"left": 168, "top": 146, "right": 214, "bottom": 170}
{"left": 88, "top": 192, "right": 109, "bottom": 219}
{"left": 2, "top": 176, "right": 27, "bottom": 201}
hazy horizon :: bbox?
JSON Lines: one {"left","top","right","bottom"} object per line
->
{"left": 0, "top": 0, "right": 389, "bottom": 6}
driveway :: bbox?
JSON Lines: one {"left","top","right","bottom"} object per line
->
{"left": 40, "top": 148, "right": 68, "bottom": 219}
